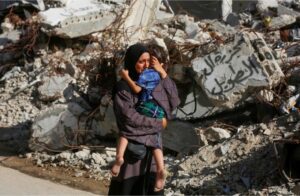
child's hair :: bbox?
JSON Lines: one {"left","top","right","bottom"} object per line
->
{"left": 146, "top": 44, "right": 169, "bottom": 71}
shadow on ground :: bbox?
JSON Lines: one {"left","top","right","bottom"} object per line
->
{"left": 0, "top": 121, "right": 31, "bottom": 155}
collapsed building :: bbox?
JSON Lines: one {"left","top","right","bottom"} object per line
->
{"left": 0, "top": 0, "right": 300, "bottom": 195}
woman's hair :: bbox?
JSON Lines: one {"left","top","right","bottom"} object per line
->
{"left": 124, "top": 43, "right": 148, "bottom": 81}
{"left": 147, "top": 44, "right": 168, "bottom": 71}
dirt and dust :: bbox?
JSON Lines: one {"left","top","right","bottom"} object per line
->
{"left": 0, "top": 153, "right": 108, "bottom": 195}
{"left": 1, "top": 0, "right": 300, "bottom": 195}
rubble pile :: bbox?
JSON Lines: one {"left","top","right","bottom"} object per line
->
{"left": 23, "top": 145, "right": 181, "bottom": 192}
{"left": 165, "top": 114, "right": 300, "bottom": 195}
{"left": 22, "top": 113, "right": 300, "bottom": 195}
{"left": 1, "top": 0, "right": 300, "bottom": 195}
{"left": 24, "top": 147, "right": 116, "bottom": 181}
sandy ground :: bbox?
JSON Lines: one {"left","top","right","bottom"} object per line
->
{"left": 0, "top": 154, "right": 108, "bottom": 195}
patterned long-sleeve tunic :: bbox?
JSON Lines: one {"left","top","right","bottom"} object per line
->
{"left": 112, "top": 75, "right": 180, "bottom": 179}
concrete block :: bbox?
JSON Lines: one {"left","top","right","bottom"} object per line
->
{"left": 39, "top": 0, "right": 123, "bottom": 38}
{"left": 191, "top": 32, "right": 283, "bottom": 107}
{"left": 38, "top": 74, "right": 73, "bottom": 101}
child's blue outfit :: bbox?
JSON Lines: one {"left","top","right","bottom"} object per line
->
{"left": 136, "top": 68, "right": 165, "bottom": 148}
{"left": 136, "top": 68, "right": 165, "bottom": 119}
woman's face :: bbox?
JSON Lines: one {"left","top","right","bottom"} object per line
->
{"left": 135, "top": 52, "right": 150, "bottom": 74}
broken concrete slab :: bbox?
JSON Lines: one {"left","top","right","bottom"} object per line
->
{"left": 39, "top": 0, "right": 124, "bottom": 38}
{"left": 174, "top": 30, "right": 284, "bottom": 120}
{"left": 29, "top": 93, "right": 120, "bottom": 152}
{"left": 176, "top": 17, "right": 213, "bottom": 44}
{"left": 203, "top": 127, "right": 231, "bottom": 143}
{"left": 29, "top": 105, "right": 69, "bottom": 151}
{"left": 162, "top": 120, "right": 199, "bottom": 153}
{"left": 244, "top": 32, "right": 284, "bottom": 85}
{"left": 191, "top": 32, "right": 283, "bottom": 108}
{"left": 39, "top": 0, "right": 170, "bottom": 40}
{"left": 28, "top": 99, "right": 200, "bottom": 153}
{"left": 174, "top": 83, "right": 225, "bottom": 120}
{"left": 155, "top": 2, "right": 174, "bottom": 21}
{"left": 122, "top": 0, "right": 165, "bottom": 44}
{"left": 256, "top": 0, "right": 278, "bottom": 16}
{"left": 83, "top": 94, "right": 119, "bottom": 137}
{"left": 195, "top": 126, "right": 232, "bottom": 146}
{"left": 269, "top": 14, "right": 296, "bottom": 30}
{"left": 202, "top": 19, "right": 237, "bottom": 36}
{"left": 176, "top": 15, "right": 200, "bottom": 39}
{"left": 278, "top": 4, "right": 300, "bottom": 17}
{"left": 38, "top": 74, "right": 74, "bottom": 102}
{"left": 29, "top": 103, "right": 89, "bottom": 151}
{"left": 90, "top": 103, "right": 118, "bottom": 137}
{"left": 192, "top": 35, "right": 264, "bottom": 107}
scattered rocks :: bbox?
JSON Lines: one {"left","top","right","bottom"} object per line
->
{"left": 1, "top": 0, "right": 300, "bottom": 195}
{"left": 204, "top": 127, "right": 231, "bottom": 143}
{"left": 75, "top": 148, "right": 91, "bottom": 161}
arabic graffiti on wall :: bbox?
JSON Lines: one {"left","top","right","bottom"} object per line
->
{"left": 193, "top": 40, "right": 266, "bottom": 99}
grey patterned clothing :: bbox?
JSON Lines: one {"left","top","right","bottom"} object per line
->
{"left": 113, "top": 76, "right": 180, "bottom": 148}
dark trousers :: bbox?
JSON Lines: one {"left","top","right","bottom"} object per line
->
{"left": 108, "top": 172, "right": 164, "bottom": 195}
{"left": 108, "top": 148, "right": 164, "bottom": 195}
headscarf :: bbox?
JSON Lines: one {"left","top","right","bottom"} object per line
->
{"left": 124, "top": 43, "right": 148, "bottom": 81}
{"left": 112, "top": 43, "right": 148, "bottom": 99}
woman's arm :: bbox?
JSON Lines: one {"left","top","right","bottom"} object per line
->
{"left": 119, "top": 69, "right": 142, "bottom": 94}
{"left": 114, "top": 82, "right": 164, "bottom": 136}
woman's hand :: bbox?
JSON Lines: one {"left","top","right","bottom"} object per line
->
{"left": 151, "top": 56, "right": 167, "bottom": 79}
{"left": 162, "top": 118, "right": 167, "bottom": 129}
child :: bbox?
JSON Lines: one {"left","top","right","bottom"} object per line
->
{"left": 111, "top": 44, "right": 168, "bottom": 191}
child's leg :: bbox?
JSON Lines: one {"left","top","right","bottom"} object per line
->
{"left": 153, "top": 148, "right": 164, "bottom": 172}
{"left": 153, "top": 148, "right": 166, "bottom": 191}
{"left": 111, "top": 136, "right": 128, "bottom": 176}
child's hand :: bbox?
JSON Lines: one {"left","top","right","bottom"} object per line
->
{"left": 151, "top": 56, "right": 167, "bottom": 78}
{"left": 119, "top": 69, "right": 129, "bottom": 80}
{"left": 151, "top": 56, "right": 161, "bottom": 69}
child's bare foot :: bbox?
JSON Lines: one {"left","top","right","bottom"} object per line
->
{"left": 154, "top": 169, "right": 167, "bottom": 192}
{"left": 110, "top": 157, "right": 124, "bottom": 177}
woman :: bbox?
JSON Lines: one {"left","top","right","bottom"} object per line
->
{"left": 108, "top": 43, "right": 180, "bottom": 195}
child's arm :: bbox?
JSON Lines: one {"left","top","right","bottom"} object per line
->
{"left": 151, "top": 56, "right": 167, "bottom": 79}
{"left": 119, "top": 69, "right": 142, "bottom": 94}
